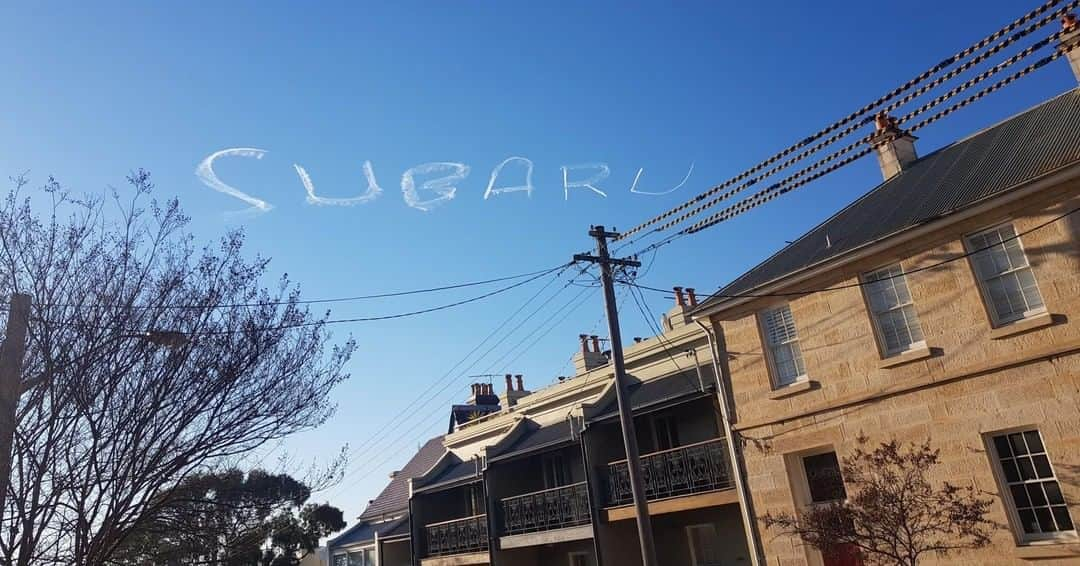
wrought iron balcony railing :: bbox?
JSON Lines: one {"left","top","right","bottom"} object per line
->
{"left": 606, "top": 437, "right": 733, "bottom": 507}
{"left": 500, "top": 481, "right": 591, "bottom": 536}
{"left": 424, "top": 514, "right": 488, "bottom": 557}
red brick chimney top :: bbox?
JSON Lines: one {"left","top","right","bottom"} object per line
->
{"left": 1064, "top": 13, "right": 1078, "bottom": 31}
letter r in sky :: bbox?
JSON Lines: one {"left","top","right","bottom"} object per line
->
{"left": 562, "top": 163, "right": 610, "bottom": 200}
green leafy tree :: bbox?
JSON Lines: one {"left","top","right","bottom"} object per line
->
{"left": 114, "top": 468, "right": 345, "bottom": 566}
{"left": 762, "top": 437, "right": 996, "bottom": 566}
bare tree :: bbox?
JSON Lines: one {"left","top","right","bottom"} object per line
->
{"left": 0, "top": 172, "right": 355, "bottom": 565}
{"left": 762, "top": 437, "right": 995, "bottom": 566}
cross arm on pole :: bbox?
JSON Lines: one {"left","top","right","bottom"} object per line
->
{"left": 572, "top": 254, "right": 641, "bottom": 268}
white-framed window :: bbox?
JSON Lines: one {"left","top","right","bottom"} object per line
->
{"left": 760, "top": 304, "right": 807, "bottom": 387}
{"left": 686, "top": 523, "right": 723, "bottom": 566}
{"left": 862, "top": 264, "right": 925, "bottom": 356}
{"left": 966, "top": 224, "right": 1045, "bottom": 326}
{"left": 987, "top": 428, "right": 1075, "bottom": 542}
{"left": 568, "top": 551, "right": 592, "bottom": 566}
{"left": 342, "top": 548, "right": 376, "bottom": 566}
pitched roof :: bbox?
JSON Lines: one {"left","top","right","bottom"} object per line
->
{"left": 415, "top": 456, "right": 483, "bottom": 492}
{"left": 357, "top": 435, "right": 445, "bottom": 520}
{"left": 490, "top": 419, "right": 574, "bottom": 462}
{"left": 589, "top": 368, "right": 714, "bottom": 422}
{"left": 328, "top": 515, "right": 409, "bottom": 548}
{"left": 707, "top": 88, "right": 1080, "bottom": 304}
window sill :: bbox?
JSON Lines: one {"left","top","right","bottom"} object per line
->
{"left": 1014, "top": 540, "right": 1080, "bottom": 560}
{"left": 768, "top": 379, "right": 817, "bottom": 400}
{"left": 990, "top": 312, "right": 1058, "bottom": 340}
{"left": 877, "top": 345, "right": 935, "bottom": 369}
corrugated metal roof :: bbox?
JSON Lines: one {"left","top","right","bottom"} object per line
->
{"left": 357, "top": 435, "right": 445, "bottom": 520}
{"left": 708, "top": 88, "right": 1080, "bottom": 302}
{"left": 491, "top": 419, "right": 575, "bottom": 461}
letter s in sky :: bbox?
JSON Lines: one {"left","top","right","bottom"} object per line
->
{"left": 195, "top": 148, "right": 273, "bottom": 216}
{"left": 401, "top": 162, "right": 470, "bottom": 212}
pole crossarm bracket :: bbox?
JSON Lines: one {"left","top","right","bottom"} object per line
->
{"left": 572, "top": 254, "right": 641, "bottom": 268}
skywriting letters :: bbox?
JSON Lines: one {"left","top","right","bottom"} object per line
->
{"left": 196, "top": 147, "right": 693, "bottom": 216}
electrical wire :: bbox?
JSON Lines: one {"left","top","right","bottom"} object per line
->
{"left": 615, "top": 0, "right": 1071, "bottom": 242}
{"left": 626, "top": 205, "right": 1080, "bottom": 304}
{"left": 324, "top": 264, "right": 597, "bottom": 495}
{"left": 326, "top": 263, "right": 582, "bottom": 473}
{"left": 32, "top": 264, "right": 569, "bottom": 311}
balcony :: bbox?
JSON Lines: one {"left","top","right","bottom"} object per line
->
{"left": 500, "top": 481, "right": 591, "bottom": 536}
{"left": 424, "top": 514, "right": 488, "bottom": 557}
{"left": 605, "top": 437, "right": 733, "bottom": 507}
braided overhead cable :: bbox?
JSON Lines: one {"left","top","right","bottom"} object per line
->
{"left": 659, "top": 24, "right": 1075, "bottom": 237}
{"left": 649, "top": 6, "right": 1079, "bottom": 236}
{"left": 682, "top": 38, "right": 1080, "bottom": 236}
{"left": 614, "top": 0, "right": 1069, "bottom": 242}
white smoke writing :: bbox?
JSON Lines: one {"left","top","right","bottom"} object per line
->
{"left": 401, "top": 162, "right": 470, "bottom": 211}
{"left": 295, "top": 160, "right": 383, "bottom": 206}
{"left": 195, "top": 147, "right": 273, "bottom": 216}
{"left": 629, "top": 162, "right": 694, "bottom": 195}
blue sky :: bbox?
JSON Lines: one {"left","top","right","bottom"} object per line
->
{"left": 3, "top": 1, "right": 1076, "bottom": 522}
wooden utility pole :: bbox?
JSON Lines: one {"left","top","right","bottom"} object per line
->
{"left": 574, "top": 226, "right": 658, "bottom": 566}
{"left": 0, "top": 293, "right": 30, "bottom": 515}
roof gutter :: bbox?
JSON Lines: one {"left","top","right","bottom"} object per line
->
{"left": 693, "top": 160, "right": 1080, "bottom": 320}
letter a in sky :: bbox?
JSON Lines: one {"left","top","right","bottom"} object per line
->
{"left": 483, "top": 156, "right": 534, "bottom": 200}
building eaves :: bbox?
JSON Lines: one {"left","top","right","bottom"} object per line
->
{"left": 696, "top": 87, "right": 1080, "bottom": 314}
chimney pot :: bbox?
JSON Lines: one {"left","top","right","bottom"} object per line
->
{"left": 1060, "top": 13, "right": 1080, "bottom": 84}
{"left": 673, "top": 286, "right": 686, "bottom": 307}
{"left": 686, "top": 288, "right": 698, "bottom": 307}
{"left": 590, "top": 335, "right": 600, "bottom": 352}
{"left": 515, "top": 374, "right": 524, "bottom": 391}
{"left": 505, "top": 374, "right": 513, "bottom": 392}
{"left": 869, "top": 113, "right": 918, "bottom": 180}
{"left": 579, "top": 333, "right": 590, "bottom": 353}
{"left": 634, "top": 337, "right": 643, "bottom": 343}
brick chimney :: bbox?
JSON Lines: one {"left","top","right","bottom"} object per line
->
{"left": 686, "top": 288, "right": 698, "bottom": 307}
{"left": 500, "top": 373, "right": 531, "bottom": 407}
{"left": 662, "top": 285, "right": 692, "bottom": 331}
{"left": 1062, "top": 13, "right": 1080, "bottom": 83}
{"left": 573, "top": 333, "right": 609, "bottom": 373}
{"left": 869, "top": 112, "right": 918, "bottom": 181}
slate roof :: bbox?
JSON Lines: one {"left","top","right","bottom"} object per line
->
{"left": 357, "top": 435, "right": 445, "bottom": 520}
{"left": 707, "top": 87, "right": 1080, "bottom": 303}
{"left": 490, "top": 419, "right": 574, "bottom": 461}
{"left": 589, "top": 368, "right": 714, "bottom": 422}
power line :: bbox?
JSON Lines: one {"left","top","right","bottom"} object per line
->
{"left": 614, "top": 0, "right": 1072, "bottom": 242}
{"left": 626, "top": 205, "right": 1080, "bottom": 303}
{"left": 325, "top": 263, "right": 582, "bottom": 474}
{"left": 33, "top": 264, "right": 569, "bottom": 311}
{"left": 325, "top": 270, "right": 599, "bottom": 499}
{"left": 654, "top": 19, "right": 1077, "bottom": 238}
{"left": 36, "top": 264, "right": 571, "bottom": 337}
{"left": 325, "top": 264, "right": 597, "bottom": 495}
{"left": 682, "top": 35, "right": 1078, "bottom": 237}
